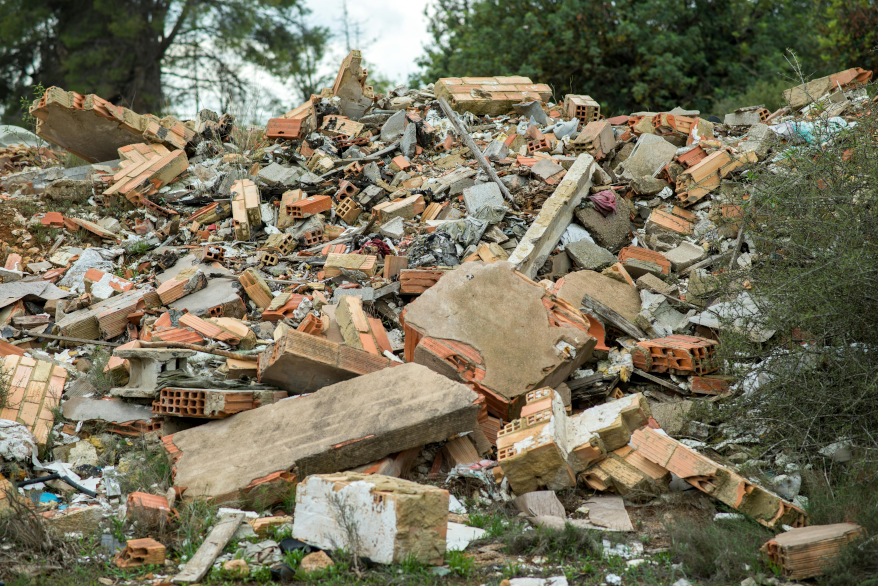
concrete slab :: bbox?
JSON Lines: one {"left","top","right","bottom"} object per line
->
{"left": 508, "top": 154, "right": 596, "bottom": 278}
{"left": 165, "top": 364, "right": 479, "bottom": 502}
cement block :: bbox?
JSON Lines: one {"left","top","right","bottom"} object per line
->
{"left": 662, "top": 241, "right": 706, "bottom": 272}
{"left": 293, "top": 473, "right": 449, "bottom": 565}
{"left": 566, "top": 240, "right": 616, "bottom": 271}
{"left": 462, "top": 183, "right": 505, "bottom": 215}
{"left": 508, "top": 154, "right": 596, "bottom": 278}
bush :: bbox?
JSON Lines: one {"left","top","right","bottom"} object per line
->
{"left": 712, "top": 92, "right": 878, "bottom": 463}
{"left": 666, "top": 517, "right": 773, "bottom": 584}
{"left": 710, "top": 76, "right": 792, "bottom": 117}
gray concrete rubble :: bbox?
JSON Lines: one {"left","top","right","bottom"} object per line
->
{"left": 0, "top": 49, "right": 838, "bottom": 581}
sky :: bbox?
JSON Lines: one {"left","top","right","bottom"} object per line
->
{"left": 302, "top": 0, "right": 433, "bottom": 86}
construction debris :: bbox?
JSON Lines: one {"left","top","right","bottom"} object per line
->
{"left": 0, "top": 49, "right": 872, "bottom": 585}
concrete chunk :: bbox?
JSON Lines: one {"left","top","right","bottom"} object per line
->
{"left": 618, "top": 134, "right": 677, "bottom": 179}
{"left": 462, "top": 183, "right": 505, "bottom": 215}
{"left": 566, "top": 240, "right": 616, "bottom": 271}
{"left": 662, "top": 241, "right": 707, "bottom": 272}
{"left": 508, "top": 153, "right": 596, "bottom": 278}
{"left": 403, "top": 262, "right": 595, "bottom": 419}
{"left": 164, "top": 364, "right": 479, "bottom": 502}
{"left": 293, "top": 473, "right": 449, "bottom": 565}
{"left": 552, "top": 270, "right": 641, "bottom": 325}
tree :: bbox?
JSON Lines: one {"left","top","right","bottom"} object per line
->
{"left": 417, "top": 0, "right": 828, "bottom": 115}
{"left": 820, "top": 0, "right": 878, "bottom": 75}
{"left": 0, "top": 0, "right": 329, "bottom": 122}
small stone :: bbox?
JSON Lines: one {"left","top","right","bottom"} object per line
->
{"left": 97, "top": 217, "right": 122, "bottom": 234}
{"left": 68, "top": 440, "right": 99, "bottom": 467}
{"left": 483, "top": 140, "right": 508, "bottom": 161}
{"left": 223, "top": 559, "right": 250, "bottom": 578}
{"left": 300, "top": 550, "right": 334, "bottom": 573}
{"left": 771, "top": 473, "right": 802, "bottom": 500}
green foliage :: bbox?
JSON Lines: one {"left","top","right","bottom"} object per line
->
{"left": 0, "top": 1, "right": 329, "bottom": 121}
{"left": 501, "top": 521, "right": 602, "bottom": 563}
{"left": 418, "top": 0, "right": 829, "bottom": 115}
{"left": 83, "top": 347, "right": 116, "bottom": 394}
{"left": 666, "top": 517, "right": 773, "bottom": 584}
{"left": 17, "top": 82, "right": 44, "bottom": 132}
{"left": 713, "top": 102, "right": 878, "bottom": 459}
{"left": 467, "top": 509, "right": 515, "bottom": 537}
{"left": 444, "top": 549, "right": 474, "bottom": 577}
{"left": 710, "top": 76, "right": 792, "bottom": 117}
{"left": 397, "top": 553, "right": 430, "bottom": 575}
{"left": 819, "top": 0, "right": 878, "bottom": 75}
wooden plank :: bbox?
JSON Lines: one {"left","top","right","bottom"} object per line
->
{"left": 172, "top": 513, "right": 244, "bottom": 583}
{"left": 633, "top": 368, "right": 683, "bottom": 392}
{"left": 680, "top": 250, "right": 732, "bottom": 276}
{"left": 579, "top": 293, "right": 648, "bottom": 340}
{"left": 30, "top": 333, "right": 122, "bottom": 347}
{"left": 437, "top": 97, "right": 518, "bottom": 210}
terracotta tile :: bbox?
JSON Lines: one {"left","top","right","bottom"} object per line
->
{"left": 48, "top": 376, "right": 66, "bottom": 399}
{"left": 11, "top": 365, "right": 33, "bottom": 387}
{"left": 31, "top": 360, "right": 52, "bottom": 382}
{"left": 0, "top": 407, "right": 19, "bottom": 420}
{"left": 8, "top": 386, "right": 25, "bottom": 407}
{"left": 25, "top": 381, "right": 45, "bottom": 403}
{"left": 19, "top": 356, "right": 36, "bottom": 367}
{"left": 20, "top": 402, "right": 39, "bottom": 426}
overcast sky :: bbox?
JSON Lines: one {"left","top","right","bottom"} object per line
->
{"left": 303, "top": 0, "right": 432, "bottom": 85}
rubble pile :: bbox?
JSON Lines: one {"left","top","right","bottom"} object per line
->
{"left": 0, "top": 51, "right": 872, "bottom": 583}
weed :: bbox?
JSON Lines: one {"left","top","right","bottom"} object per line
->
{"left": 82, "top": 347, "right": 117, "bottom": 394}
{"left": 282, "top": 546, "right": 308, "bottom": 569}
{"left": 445, "top": 549, "right": 474, "bottom": 577}
{"left": 327, "top": 490, "right": 364, "bottom": 574}
{"left": 397, "top": 552, "right": 429, "bottom": 575}
{"left": 803, "top": 461, "right": 878, "bottom": 585}
{"left": 174, "top": 499, "right": 218, "bottom": 562}
{"left": 502, "top": 521, "right": 602, "bottom": 563}
{"left": 666, "top": 517, "right": 772, "bottom": 584}
{"left": 126, "top": 240, "right": 152, "bottom": 257}
{"left": 467, "top": 508, "right": 513, "bottom": 537}
{"left": 0, "top": 484, "right": 73, "bottom": 564}
{"left": 116, "top": 437, "right": 172, "bottom": 498}
{"left": 500, "top": 561, "right": 524, "bottom": 579}
{"left": 280, "top": 482, "right": 296, "bottom": 515}
{"left": 0, "top": 362, "right": 11, "bottom": 410}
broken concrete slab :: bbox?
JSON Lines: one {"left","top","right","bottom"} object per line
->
{"left": 258, "top": 326, "right": 393, "bottom": 394}
{"left": 618, "top": 134, "right": 677, "bottom": 180}
{"left": 574, "top": 195, "right": 631, "bottom": 252}
{"left": 508, "top": 153, "right": 596, "bottom": 278}
{"left": 293, "top": 472, "right": 449, "bottom": 565}
{"left": 163, "top": 363, "right": 479, "bottom": 503}
{"left": 62, "top": 397, "right": 153, "bottom": 424}
{"left": 462, "top": 183, "right": 505, "bottom": 215}
{"left": 552, "top": 270, "right": 642, "bottom": 325}
{"left": 403, "top": 262, "right": 595, "bottom": 419}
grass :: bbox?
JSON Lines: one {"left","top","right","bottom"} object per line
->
{"left": 500, "top": 521, "right": 603, "bottom": 564}
{"left": 82, "top": 347, "right": 117, "bottom": 394}
{"left": 445, "top": 549, "right": 474, "bottom": 577}
{"left": 467, "top": 508, "right": 515, "bottom": 538}
{"left": 665, "top": 515, "right": 774, "bottom": 584}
